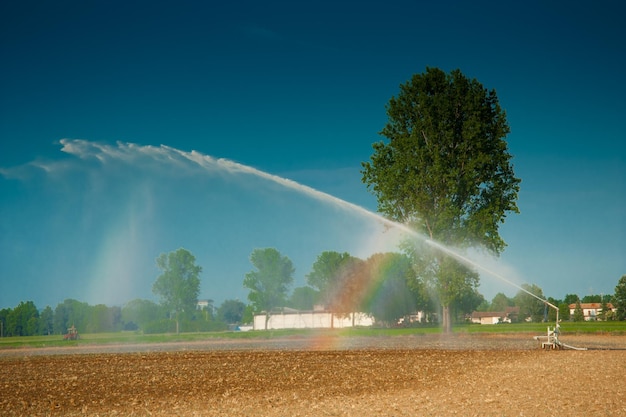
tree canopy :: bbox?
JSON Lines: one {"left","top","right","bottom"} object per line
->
{"left": 362, "top": 252, "right": 419, "bottom": 325}
{"left": 490, "top": 292, "right": 514, "bottom": 312}
{"left": 306, "top": 251, "right": 364, "bottom": 322}
{"left": 362, "top": 67, "right": 520, "bottom": 332}
{"left": 216, "top": 299, "right": 246, "bottom": 325}
{"left": 243, "top": 248, "right": 294, "bottom": 327}
{"left": 121, "top": 299, "right": 164, "bottom": 330}
{"left": 152, "top": 248, "right": 201, "bottom": 333}
{"left": 287, "top": 286, "right": 318, "bottom": 311}
{"left": 306, "top": 251, "right": 355, "bottom": 303}
{"left": 513, "top": 284, "right": 546, "bottom": 322}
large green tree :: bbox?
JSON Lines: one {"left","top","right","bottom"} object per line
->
{"left": 306, "top": 251, "right": 362, "bottom": 327}
{"left": 243, "top": 248, "right": 294, "bottom": 329}
{"left": 362, "top": 67, "right": 520, "bottom": 332}
{"left": 306, "top": 251, "right": 355, "bottom": 305}
{"left": 152, "top": 248, "right": 202, "bottom": 333}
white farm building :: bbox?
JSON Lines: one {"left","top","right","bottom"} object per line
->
{"left": 568, "top": 302, "right": 615, "bottom": 321}
{"left": 253, "top": 307, "right": 374, "bottom": 330}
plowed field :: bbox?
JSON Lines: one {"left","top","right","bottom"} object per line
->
{"left": 2, "top": 333, "right": 625, "bottom": 416}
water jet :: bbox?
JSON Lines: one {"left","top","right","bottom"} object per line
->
{"left": 51, "top": 140, "right": 599, "bottom": 349}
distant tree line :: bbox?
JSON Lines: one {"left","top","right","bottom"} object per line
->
{"left": 0, "top": 297, "right": 249, "bottom": 337}
{"left": 242, "top": 249, "right": 626, "bottom": 327}
{"left": 1, "top": 251, "right": 624, "bottom": 337}
{"left": 0, "top": 248, "right": 243, "bottom": 337}
{"left": 475, "top": 282, "right": 625, "bottom": 323}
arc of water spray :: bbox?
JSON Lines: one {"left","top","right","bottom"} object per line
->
{"left": 163, "top": 145, "right": 554, "bottom": 310}
{"left": 54, "top": 140, "right": 553, "bottom": 309}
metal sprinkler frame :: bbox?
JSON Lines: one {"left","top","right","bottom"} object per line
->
{"left": 532, "top": 301, "right": 587, "bottom": 351}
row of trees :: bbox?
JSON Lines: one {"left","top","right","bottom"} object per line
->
{"left": 0, "top": 299, "right": 124, "bottom": 337}
{"left": 2, "top": 243, "right": 624, "bottom": 337}
{"left": 242, "top": 248, "right": 626, "bottom": 328}
{"left": 477, "top": 286, "right": 625, "bottom": 323}
{"left": 244, "top": 249, "right": 426, "bottom": 329}
{"left": 0, "top": 296, "right": 250, "bottom": 338}
{"left": 0, "top": 249, "right": 244, "bottom": 336}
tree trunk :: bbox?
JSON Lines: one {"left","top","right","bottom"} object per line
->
{"left": 442, "top": 305, "right": 452, "bottom": 334}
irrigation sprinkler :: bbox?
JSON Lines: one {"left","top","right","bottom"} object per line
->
{"left": 531, "top": 299, "right": 590, "bottom": 351}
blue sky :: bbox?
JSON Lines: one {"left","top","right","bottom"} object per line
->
{"left": 1, "top": 0, "right": 624, "bottom": 310}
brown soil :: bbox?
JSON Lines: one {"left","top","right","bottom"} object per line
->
{"left": 1, "top": 333, "right": 625, "bottom": 416}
